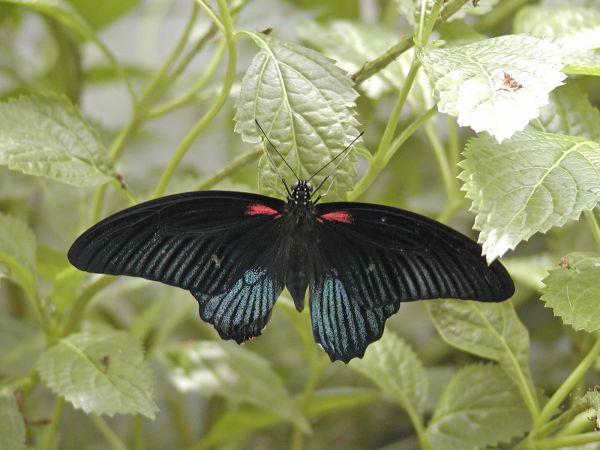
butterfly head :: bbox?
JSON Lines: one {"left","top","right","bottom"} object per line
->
{"left": 290, "top": 180, "right": 313, "bottom": 205}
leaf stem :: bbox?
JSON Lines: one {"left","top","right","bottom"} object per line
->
{"left": 40, "top": 396, "right": 65, "bottom": 450}
{"left": 90, "top": 414, "right": 128, "bottom": 450}
{"left": 351, "top": 0, "right": 470, "bottom": 84}
{"left": 537, "top": 406, "right": 593, "bottom": 437}
{"left": 584, "top": 210, "right": 600, "bottom": 248}
{"left": 537, "top": 432, "right": 600, "bottom": 449}
{"left": 153, "top": 0, "right": 237, "bottom": 197}
{"left": 195, "top": 146, "right": 262, "bottom": 191}
{"left": 532, "top": 333, "right": 600, "bottom": 432}
{"left": 423, "top": 122, "right": 454, "bottom": 201}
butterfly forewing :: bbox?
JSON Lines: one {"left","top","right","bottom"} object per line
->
{"left": 309, "top": 202, "right": 514, "bottom": 361}
{"left": 68, "top": 191, "right": 287, "bottom": 342}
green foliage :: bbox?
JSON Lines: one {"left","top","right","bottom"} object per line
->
{"left": 422, "top": 35, "right": 566, "bottom": 141}
{"left": 1, "top": 0, "right": 600, "bottom": 449}
{"left": 541, "top": 252, "right": 600, "bottom": 332}
{"left": 0, "top": 393, "right": 27, "bottom": 450}
{"left": 0, "top": 94, "right": 115, "bottom": 186}
{"left": 425, "top": 364, "right": 530, "bottom": 450}
{"left": 37, "top": 331, "right": 158, "bottom": 418}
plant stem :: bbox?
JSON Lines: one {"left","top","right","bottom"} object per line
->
{"left": 349, "top": 107, "right": 436, "bottom": 201}
{"left": 540, "top": 408, "right": 594, "bottom": 437}
{"left": 153, "top": 0, "right": 237, "bottom": 197}
{"left": 90, "top": 414, "right": 128, "bottom": 450}
{"left": 133, "top": 415, "right": 146, "bottom": 450}
{"left": 60, "top": 276, "right": 116, "bottom": 336}
{"left": 351, "top": 0, "right": 470, "bottom": 84}
{"left": 40, "top": 396, "right": 65, "bottom": 450}
{"left": 537, "top": 432, "right": 600, "bottom": 449}
{"left": 584, "top": 210, "right": 600, "bottom": 248}
{"left": 423, "top": 122, "right": 454, "bottom": 201}
{"left": 404, "top": 400, "right": 432, "bottom": 450}
{"left": 195, "top": 147, "right": 262, "bottom": 190}
{"left": 533, "top": 333, "right": 600, "bottom": 432}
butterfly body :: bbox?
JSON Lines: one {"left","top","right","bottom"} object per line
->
{"left": 69, "top": 182, "right": 514, "bottom": 363}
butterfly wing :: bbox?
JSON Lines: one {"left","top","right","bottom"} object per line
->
{"left": 309, "top": 202, "right": 514, "bottom": 362}
{"left": 68, "top": 191, "right": 287, "bottom": 342}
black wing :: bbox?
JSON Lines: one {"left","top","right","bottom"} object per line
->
{"left": 309, "top": 202, "right": 514, "bottom": 362}
{"left": 68, "top": 191, "right": 288, "bottom": 342}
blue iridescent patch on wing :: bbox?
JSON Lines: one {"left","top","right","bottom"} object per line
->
{"left": 310, "top": 276, "right": 398, "bottom": 363}
{"left": 192, "top": 268, "right": 282, "bottom": 343}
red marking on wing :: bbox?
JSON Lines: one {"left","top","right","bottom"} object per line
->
{"left": 320, "top": 211, "right": 353, "bottom": 223}
{"left": 246, "top": 203, "right": 280, "bottom": 216}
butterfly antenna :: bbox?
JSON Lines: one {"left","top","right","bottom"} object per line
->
{"left": 311, "top": 132, "right": 364, "bottom": 200}
{"left": 255, "top": 120, "right": 300, "bottom": 180}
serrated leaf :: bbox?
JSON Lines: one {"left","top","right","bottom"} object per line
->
{"left": 563, "top": 50, "right": 600, "bottom": 77}
{"left": 541, "top": 252, "right": 600, "bottom": 332}
{"left": 460, "top": 130, "right": 600, "bottom": 260}
{"left": 426, "top": 301, "right": 536, "bottom": 411}
{"left": 0, "top": 317, "right": 44, "bottom": 377}
{"left": 37, "top": 331, "right": 157, "bottom": 418}
{"left": 350, "top": 329, "right": 427, "bottom": 415}
{"left": 296, "top": 20, "right": 434, "bottom": 109}
{"left": 0, "top": 94, "right": 115, "bottom": 186}
{"left": 234, "top": 33, "right": 359, "bottom": 200}
{"left": 0, "top": 212, "right": 37, "bottom": 299}
{"left": 502, "top": 254, "right": 554, "bottom": 291}
{"left": 162, "top": 341, "right": 310, "bottom": 432}
{"left": 514, "top": 5, "right": 600, "bottom": 54}
{"left": 0, "top": 393, "right": 26, "bottom": 450}
{"left": 531, "top": 83, "right": 600, "bottom": 140}
{"left": 425, "top": 365, "right": 530, "bottom": 450}
{"left": 422, "top": 35, "right": 566, "bottom": 141}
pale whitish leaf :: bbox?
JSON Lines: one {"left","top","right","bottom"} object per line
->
{"left": 395, "top": 0, "right": 416, "bottom": 26}
{"left": 425, "top": 365, "right": 530, "bottom": 450}
{"left": 460, "top": 130, "right": 600, "bottom": 261}
{"left": 450, "top": 0, "right": 500, "bottom": 21}
{"left": 0, "top": 94, "right": 115, "bottom": 186}
{"left": 234, "top": 33, "right": 359, "bottom": 200}
{"left": 0, "top": 317, "right": 44, "bottom": 377}
{"left": 0, "top": 393, "right": 26, "bottom": 450}
{"left": 563, "top": 51, "right": 600, "bottom": 77}
{"left": 541, "top": 252, "right": 600, "bottom": 332}
{"left": 530, "top": 83, "right": 600, "bottom": 140}
{"left": 422, "top": 35, "right": 566, "bottom": 142}
{"left": 296, "top": 20, "right": 434, "bottom": 110}
{"left": 502, "top": 254, "right": 554, "bottom": 291}
{"left": 426, "top": 301, "right": 535, "bottom": 407}
{"left": 162, "top": 341, "right": 310, "bottom": 432}
{"left": 0, "top": 212, "right": 37, "bottom": 299}
{"left": 514, "top": 5, "right": 600, "bottom": 54}
{"left": 37, "top": 331, "right": 158, "bottom": 418}
{"left": 350, "top": 329, "right": 427, "bottom": 415}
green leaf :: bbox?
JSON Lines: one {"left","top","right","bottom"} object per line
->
{"left": 37, "top": 331, "right": 158, "bottom": 418}
{"left": 426, "top": 301, "right": 536, "bottom": 409}
{"left": 296, "top": 20, "right": 434, "bottom": 110}
{"left": 563, "top": 50, "right": 600, "bottom": 77}
{"left": 531, "top": 83, "right": 600, "bottom": 140}
{"left": 202, "top": 388, "right": 375, "bottom": 448}
{"left": 422, "top": 35, "right": 565, "bottom": 141}
{"left": 0, "top": 212, "right": 37, "bottom": 299}
{"left": 541, "top": 252, "right": 600, "bottom": 332}
{"left": 0, "top": 393, "right": 26, "bottom": 450}
{"left": 514, "top": 5, "right": 600, "bottom": 53}
{"left": 0, "top": 317, "right": 44, "bottom": 377}
{"left": 234, "top": 33, "right": 359, "bottom": 200}
{"left": 350, "top": 329, "right": 427, "bottom": 416}
{"left": 425, "top": 365, "right": 531, "bottom": 450}
{"left": 502, "top": 254, "right": 554, "bottom": 291}
{"left": 67, "top": 0, "right": 138, "bottom": 30}
{"left": 0, "top": 94, "right": 115, "bottom": 186}
{"left": 460, "top": 130, "right": 600, "bottom": 260}
{"left": 162, "top": 341, "right": 310, "bottom": 432}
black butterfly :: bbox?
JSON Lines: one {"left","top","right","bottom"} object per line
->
{"left": 68, "top": 131, "right": 514, "bottom": 363}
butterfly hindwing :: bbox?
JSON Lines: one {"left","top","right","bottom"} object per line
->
{"left": 68, "top": 191, "right": 287, "bottom": 342}
{"left": 308, "top": 202, "right": 514, "bottom": 361}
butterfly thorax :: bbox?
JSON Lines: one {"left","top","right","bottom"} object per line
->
{"left": 285, "top": 180, "right": 317, "bottom": 229}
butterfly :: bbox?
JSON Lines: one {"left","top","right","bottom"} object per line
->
{"left": 68, "top": 127, "right": 514, "bottom": 363}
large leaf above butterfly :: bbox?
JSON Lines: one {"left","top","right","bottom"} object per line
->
{"left": 69, "top": 161, "right": 514, "bottom": 362}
